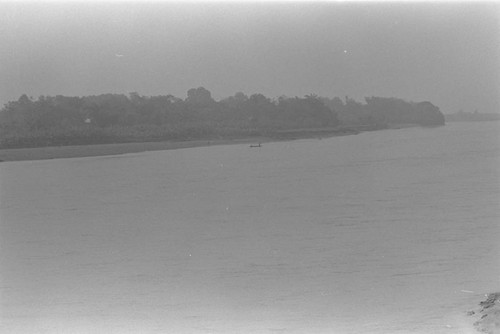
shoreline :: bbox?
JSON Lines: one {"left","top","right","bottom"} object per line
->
{"left": 0, "top": 123, "right": 436, "bottom": 162}
{"left": 0, "top": 127, "right": 361, "bottom": 162}
{"left": 0, "top": 136, "right": 270, "bottom": 162}
{"left": 468, "top": 292, "right": 500, "bottom": 334}
{"left": 0, "top": 122, "right": 444, "bottom": 163}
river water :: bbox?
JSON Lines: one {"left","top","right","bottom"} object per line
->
{"left": 1, "top": 122, "right": 499, "bottom": 334}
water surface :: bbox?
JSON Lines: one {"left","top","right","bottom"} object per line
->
{"left": 1, "top": 122, "right": 499, "bottom": 333}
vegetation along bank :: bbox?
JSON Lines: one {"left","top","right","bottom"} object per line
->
{"left": 0, "top": 87, "right": 445, "bottom": 150}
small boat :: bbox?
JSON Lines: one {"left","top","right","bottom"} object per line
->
{"left": 249, "top": 143, "right": 262, "bottom": 148}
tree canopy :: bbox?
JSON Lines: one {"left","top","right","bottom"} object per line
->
{"left": 0, "top": 87, "right": 444, "bottom": 148}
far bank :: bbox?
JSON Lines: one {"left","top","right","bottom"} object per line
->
{"left": 0, "top": 124, "right": 408, "bottom": 162}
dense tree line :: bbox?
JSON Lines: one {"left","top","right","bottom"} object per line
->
{"left": 0, "top": 87, "right": 444, "bottom": 148}
{"left": 321, "top": 96, "right": 445, "bottom": 127}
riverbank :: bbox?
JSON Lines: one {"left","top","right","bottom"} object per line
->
{"left": 0, "top": 127, "right": 359, "bottom": 162}
{"left": 468, "top": 293, "right": 500, "bottom": 334}
{"left": 0, "top": 137, "right": 265, "bottom": 162}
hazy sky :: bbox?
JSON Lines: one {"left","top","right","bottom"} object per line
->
{"left": 1, "top": 2, "right": 499, "bottom": 114}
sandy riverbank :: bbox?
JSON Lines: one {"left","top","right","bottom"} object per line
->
{"left": 468, "top": 293, "right": 500, "bottom": 334}
{"left": 0, "top": 127, "right": 361, "bottom": 162}
{"left": 0, "top": 137, "right": 273, "bottom": 162}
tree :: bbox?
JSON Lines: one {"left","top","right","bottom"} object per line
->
{"left": 186, "top": 87, "right": 215, "bottom": 107}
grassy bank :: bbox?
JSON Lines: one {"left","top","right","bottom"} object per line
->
{"left": 0, "top": 126, "right": 363, "bottom": 162}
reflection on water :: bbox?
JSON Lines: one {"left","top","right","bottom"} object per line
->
{"left": 1, "top": 122, "right": 499, "bottom": 333}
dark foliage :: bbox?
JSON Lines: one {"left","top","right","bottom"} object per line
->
{"left": 321, "top": 96, "right": 445, "bottom": 127}
{"left": 0, "top": 88, "right": 444, "bottom": 149}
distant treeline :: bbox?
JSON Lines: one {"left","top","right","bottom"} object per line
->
{"left": 0, "top": 87, "right": 444, "bottom": 148}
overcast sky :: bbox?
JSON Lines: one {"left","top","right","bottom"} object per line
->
{"left": 0, "top": 2, "right": 498, "bottom": 114}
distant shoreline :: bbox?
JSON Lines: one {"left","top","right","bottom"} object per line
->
{"left": 0, "top": 137, "right": 262, "bottom": 162}
{"left": 0, "top": 123, "right": 438, "bottom": 162}
{"left": 445, "top": 112, "right": 500, "bottom": 122}
{"left": 0, "top": 126, "right": 364, "bottom": 162}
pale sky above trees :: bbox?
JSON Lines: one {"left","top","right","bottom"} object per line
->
{"left": 0, "top": 1, "right": 498, "bottom": 114}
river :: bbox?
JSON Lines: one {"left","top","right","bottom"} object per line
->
{"left": 1, "top": 122, "right": 499, "bottom": 333}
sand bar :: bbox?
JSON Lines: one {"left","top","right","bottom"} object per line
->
{"left": 0, "top": 137, "right": 273, "bottom": 162}
{"left": 0, "top": 127, "right": 362, "bottom": 162}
